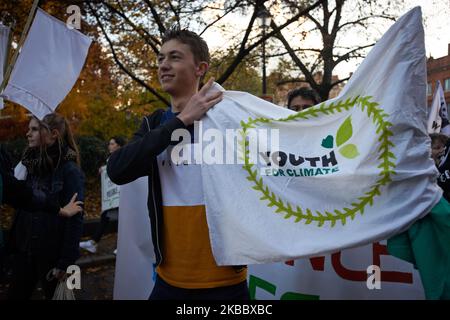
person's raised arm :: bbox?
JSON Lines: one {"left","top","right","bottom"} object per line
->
{"left": 107, "top": 110, "right": 186, "bottom": 185}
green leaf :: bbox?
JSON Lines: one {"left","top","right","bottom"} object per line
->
{"left": 336, "top": 116, "right": 353, "bottom": 147}
{"left": 339, "top": 144, "right": 360, "bottom": 159}
{"left": 321, "top": 135, "right": 334, "bottom": 148}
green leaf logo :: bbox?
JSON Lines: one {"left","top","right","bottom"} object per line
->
{"left": 321, "top": 135, "right": 334, "bottom": 148}
{"left": 339, "top": 144, "right": 360, "bottom": 159}
{"left": 336, "top": 116, "right": 353, "bottom": 147}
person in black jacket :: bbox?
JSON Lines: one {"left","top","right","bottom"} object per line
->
{"left": 1, "top": 144, "right": 83, "bottom": 284}
{"left": 6, "top": 113, "right": 85, "bottom": 300}
{"left": 431, "top": 133, "right": 450, "bottom": 201}
{"left": 1, "top": 144, "right": 82, "bottom": 214}
{"left": 80, "top": 136, "right": 126, "bottom": 254}
{"left": 107, "top": 28, "right": 250, "bottom": 300}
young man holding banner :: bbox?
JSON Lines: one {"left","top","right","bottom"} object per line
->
{"left": 107, "top": 28, "right": 249, "bottom": 300}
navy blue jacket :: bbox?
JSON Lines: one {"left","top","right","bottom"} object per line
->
{"left": 107, "top": 109, "right": 185, "bottom": 266}
{"left": 10, "top": 160, "right": 85, "bottom": 270}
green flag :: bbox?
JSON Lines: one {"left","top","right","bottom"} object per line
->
{"left": 388, "top": 197, "right": 450, "bottom": 299}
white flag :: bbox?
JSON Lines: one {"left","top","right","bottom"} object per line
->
{"left": 0, "top": 9, "right": 91, "bottom": 119}
{"left": 113, "top": 7, "right": 440, "bottom": 297}
{"left": 0, "top": 24, "right": 10, "bottom": 110}
{"left": 113, "top": 177, "right": 155, "bottom": 300}
{"left": 437, "top": 82, "right": 450, "bottom": 135}
{"left": 201, "top": 7, "right": 441, "bottom": 265}
{"left": 427, "top": 81, "right": 449, "bottom": 134}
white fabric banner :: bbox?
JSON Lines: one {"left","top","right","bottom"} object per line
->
{"left": 427, "top": 81, "right": 442, "bottom": 133}
{"left": 201, "top": 7, "right": 441, "bottom": 265}
{"left": 248, "top": 241, "right": 424, "bottom": 300}
{"left": 427, "top": 81, "right": 450, "bottom": 135}
{"left": 0, "top": 24, "right": 10, "bottom": 110}
{"left": 113, "top": 7, "right": 436, "bottom": 299}
{"left": 0, "top": 9, "right": 91, "bottom": 119}
{"left": 113, "top": 179, "right": 426, "bottom": 300}
{"left": 113, "top": 177, "right": 155, "bottom": 300}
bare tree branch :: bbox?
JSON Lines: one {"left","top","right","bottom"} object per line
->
{"left": 337, "top": 14, "right": 395, "bottom": 32}
{"left": 305, "top": 12, "right": 324, "bottom": 34}
{"left": 265, "top": 47, "right": 322, "bottom": 59}
{"left": 330, "top": 0, "right": 344, "bottom": 38}
{"left": 217, "top": 0, "right": 326, "bottom": 84}
{"left": 142, "top": 0, "right": 167, "bottom": 36}
{"left": 168, "top": 1, "right": 181, "bottom": 28}
{"left": 334, "top": 43, "right": 375, "bottom": 65}
{"left": 199, "top": 1, "right": 244, "bottom": 36}
{"left": 88, "top": 2, "right": 170, "bottom": 106}
{"left": 274, "top": 0, "right": 396, "bottom": 100}
{"left": 272, "top": 22, "right": 320, "bottom": 95}
{"left": 331, "top": 76, "right": 350, "bottom": 87}
{"left": 215, "top": 1, "right": 260, "bottom": 84}
{"left": 100, "top": 1, "right": 160, "bottom": 53}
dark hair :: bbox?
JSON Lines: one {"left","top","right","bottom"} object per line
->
{"left": 110, "top": 136, "right": 126, "bottom": 147}
{"left": 42, "top": 113, "right": 80, "bottom": 165}
{"left": 22, "top": 113, "right": 80, "bottom": 175}
{"left": 287, "top": 87, "right": 321, "bottom": 108}
{"left": 161, "top": 27, "right": 210, "bottom": 65}
{"left": 430, "top": 133, "right": 449, "bottom": 146}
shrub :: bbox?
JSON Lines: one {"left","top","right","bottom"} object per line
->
{"left": 76, "top": 136, "right": 108, "bottom": 177}
{"left": 1, "top": 138, "right": 27, "bottom": 166}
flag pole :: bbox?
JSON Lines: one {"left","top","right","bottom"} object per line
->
{"left": 0, "top": 0, "right": 40, "bottom": 93}
{"left": 0, "top": 20, "right": 14, "bottom": 113}
{"left": 1, "top": 23, "right": 11, "bottom": 77}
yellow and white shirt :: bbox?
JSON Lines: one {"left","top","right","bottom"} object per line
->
{"left": 156, "top": 142, "right": 246, "bottom": 289}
